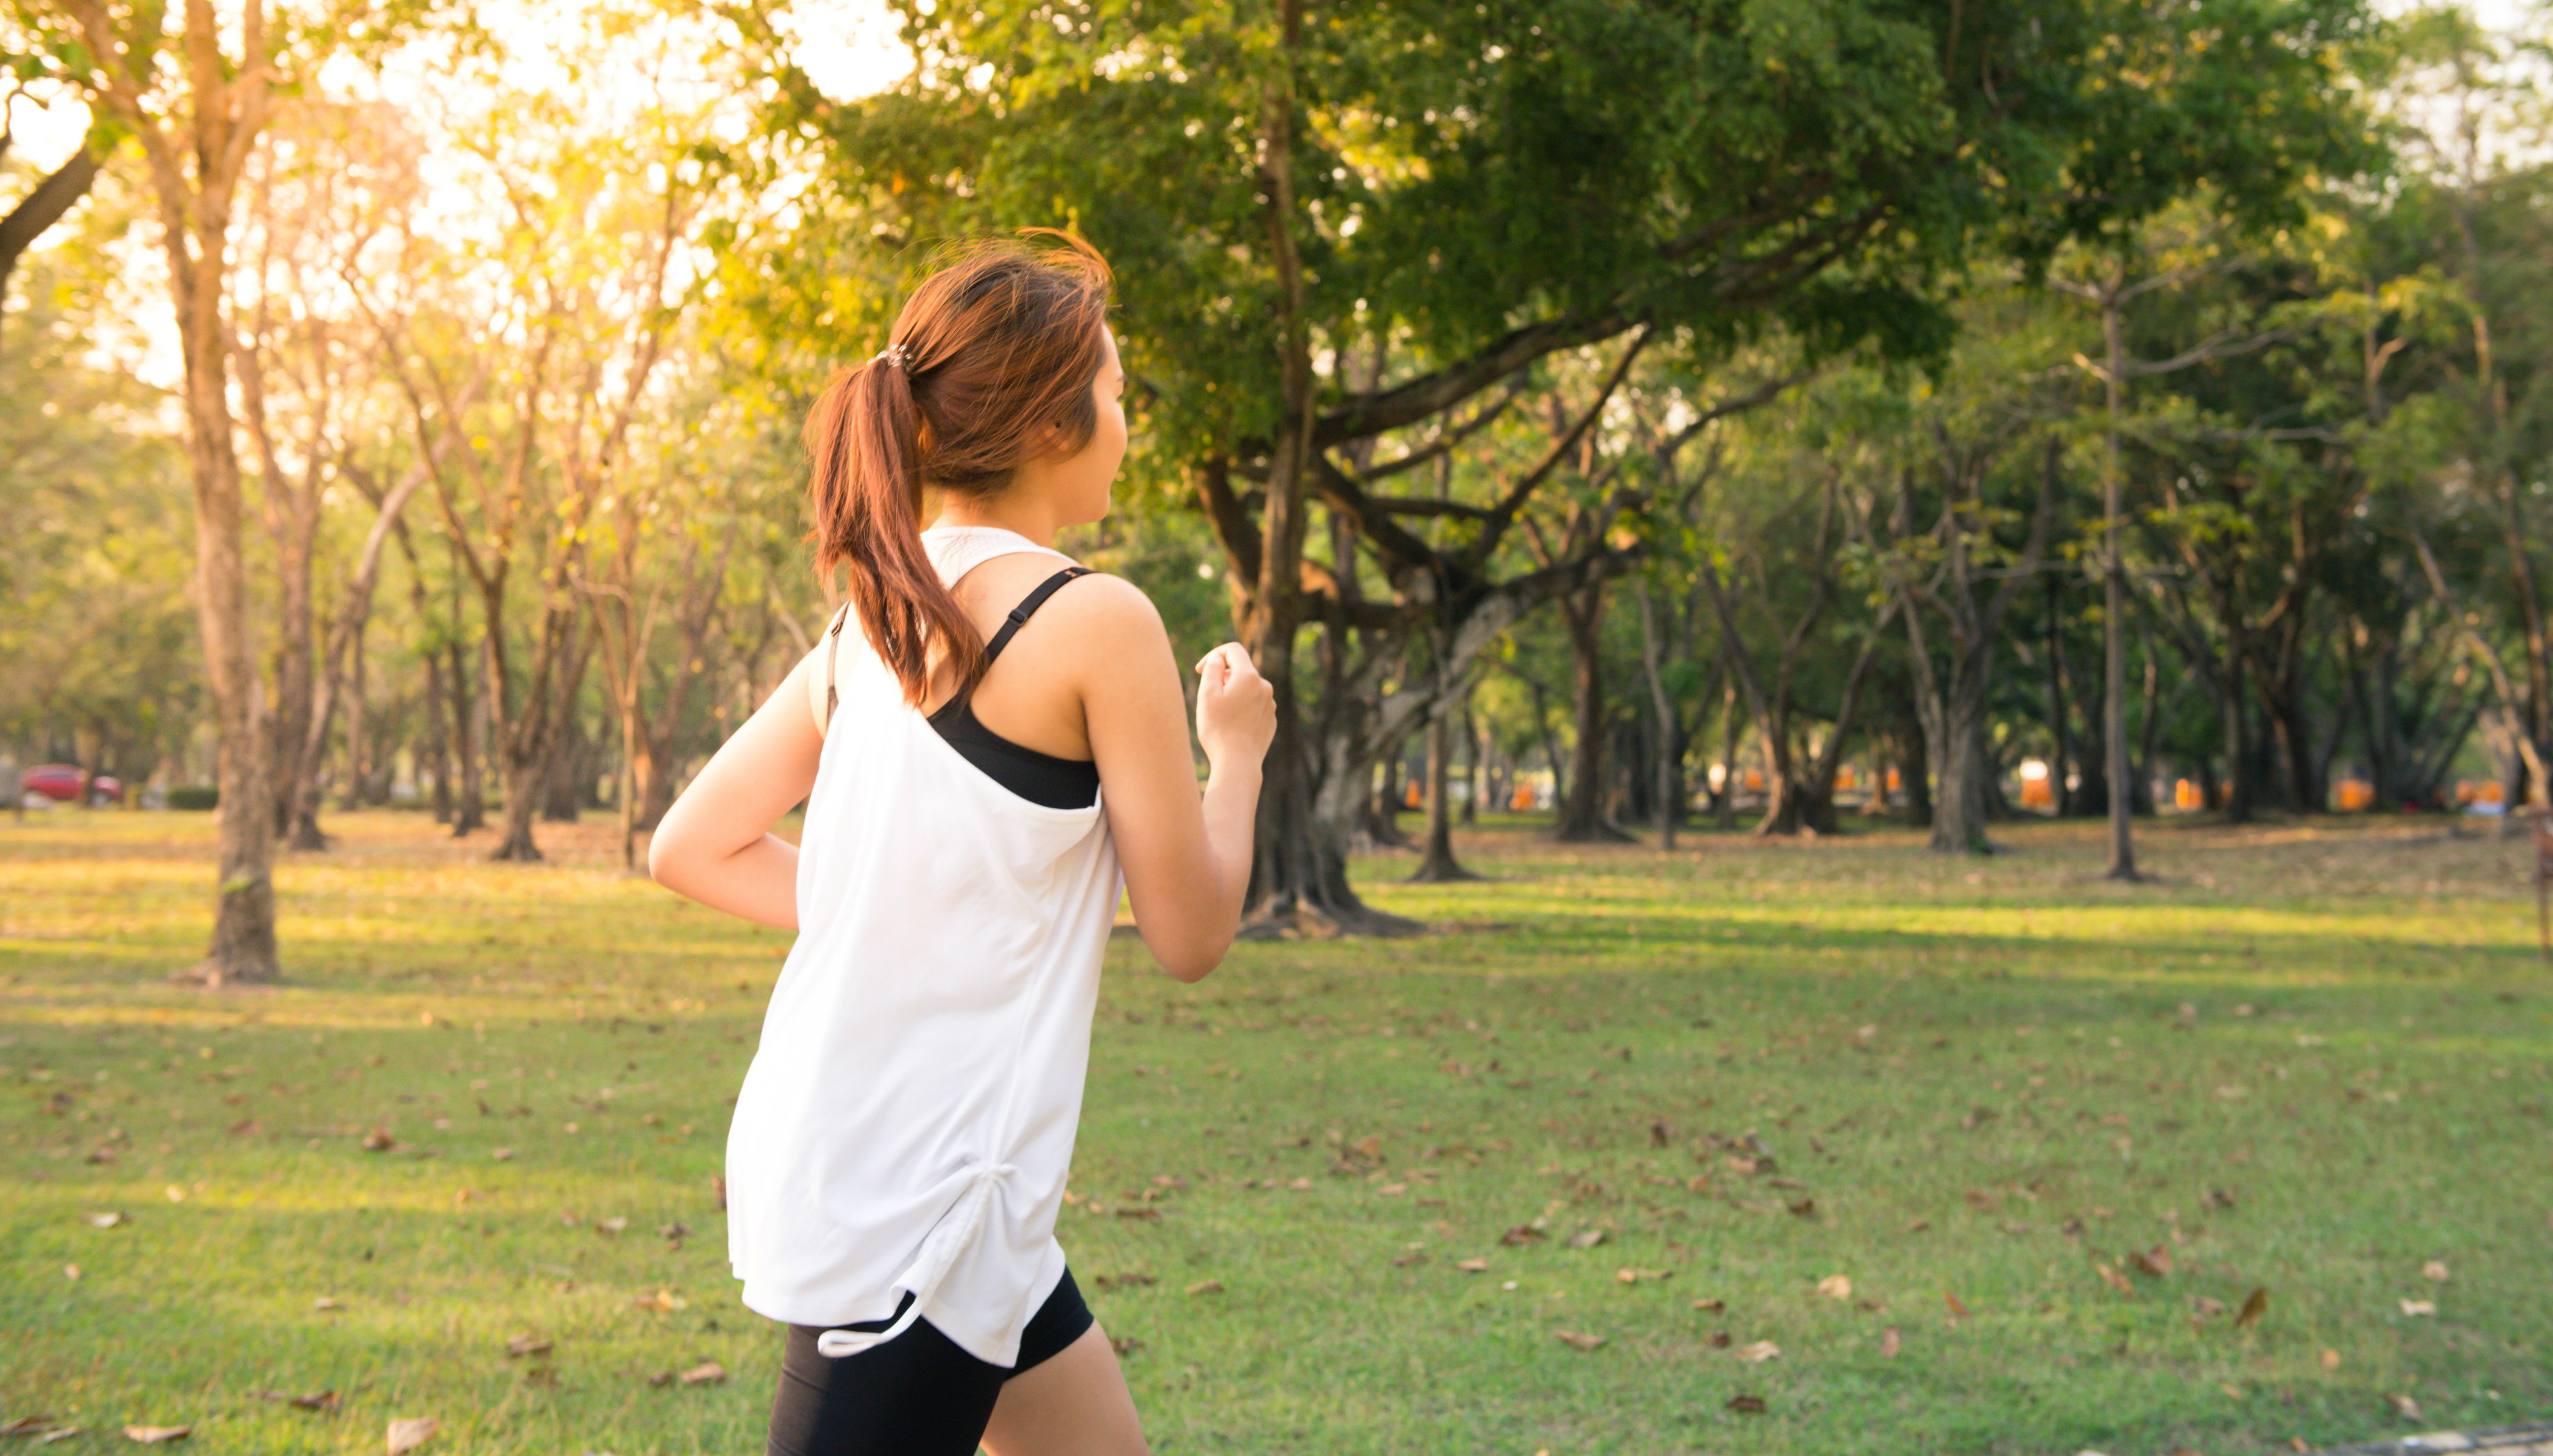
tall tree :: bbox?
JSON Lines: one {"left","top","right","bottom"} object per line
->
{"left": 40, "top": 0, "right": 289, "bottom": 979}
{"left": 2025, "top": 0, "right": 2383, "bottom": 874}
{"left": 731, "top": 0, "right": 2307, "bottom": 926}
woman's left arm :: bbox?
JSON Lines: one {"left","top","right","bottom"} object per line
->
{"left": 646, "top": 648, "right": 827, "bottom": 930}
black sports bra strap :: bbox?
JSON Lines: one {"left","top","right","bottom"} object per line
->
{"left": 981, "top": 567, "right": 1093, "bottom": 666}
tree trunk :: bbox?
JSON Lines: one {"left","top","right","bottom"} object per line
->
{"left": 1409, "top": 707, "right": 1481, "bottom": 882}
{"left": 1528, "top": 677, "right": 1567, "bottom": 811}
{"left": 1363, "top": 744, "right": 1413, "bottom": 850}
{"left": 542, "top": 706, "right": 590, "bottom": 824}
{"left": 286, "top": 462, "right": 431, "bottom": 849}
{"left": 1459, "top": 697, "right": 1481, "bottom": 826}
{"left": 1635, "top": 584, "right": 1683, "bottom": 849}
{"left": 2074, "top": 648, "right": 2109, "bottom": 816}
{"left": 490, "top": 605, "right": 589, "bottom": 860}
{"left": 188, "top": 378, "right": 277, "bottom": 978}
{"left": 1902, "top": 735, "right": 1934, "bottom": 827}
{"left": 445, "top": 627, "right": 485, "bottom": 834}
{"left": 1931, "top": 680, "right": 1997, "bottom": 855}
{"left": 1713, "top": 674, "right": 1740, "bottom": 831}
{"left": 2044, "top": 573, "right": 2072, "bottom": 816}
{"left": 1554, "top": 583, "right": 1627, "bottom": 842}
{"left": 1784, "top": 607, "right": 1893, "bottom": 838}
{"left": 2217, "top": 642, "right": 2254, "bottom": 824}
{"left": 2134, "top": 621, "right": 2163, "bottom": 815}
{"left": 420, "top": 641, "right": 452, "bottom": 824}
{"left": 161, "top": 184, "right": 275, "bottom": 980}
{"left": 338, "top": 611, "right": 366, "bottom": 814}
{"left": 2098, "top": 281, "right": 2140, "bottom": 879}
{"left": 1898, "top": 440, "right": 2061, "bottom": 855}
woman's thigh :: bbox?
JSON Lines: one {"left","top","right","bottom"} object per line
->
{"left": 979, "top": 1321, "right": 1147, "bottom": 1456}
{"left": 765, "top": 1317, "right": 1006, "bottom": 1456}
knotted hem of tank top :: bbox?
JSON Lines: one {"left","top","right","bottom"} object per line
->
{"left": 812, "top": 1157, "right": 1020, "bottom": 1360}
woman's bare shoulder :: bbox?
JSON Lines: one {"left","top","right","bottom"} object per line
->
{"left": 1040, "top": 571, "right": 1169, "bottom": 661}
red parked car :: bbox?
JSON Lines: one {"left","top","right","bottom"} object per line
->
{"left": 22, "top": 765, "right": 123, "bottom": 806}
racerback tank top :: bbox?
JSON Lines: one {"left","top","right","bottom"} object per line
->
{"left": 723, "top": 526, "right": 1123, "bottom": 1366}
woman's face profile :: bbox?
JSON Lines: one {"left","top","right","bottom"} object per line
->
{"left": 1042, "top": 327, "right": 1128, "bottom": 527}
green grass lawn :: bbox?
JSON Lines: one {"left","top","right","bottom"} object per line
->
{"left": 3, "top": 806, "right": 2547, "bottom": 1455}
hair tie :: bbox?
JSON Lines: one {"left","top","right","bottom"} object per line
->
{"left": 873, "top": 342, "right": 908, "bottom": 371}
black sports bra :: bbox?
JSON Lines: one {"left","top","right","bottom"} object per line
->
{"left": 825, "top": 567, "right": 1101, "bottom": 810}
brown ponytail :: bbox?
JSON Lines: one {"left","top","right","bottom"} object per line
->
{"left": 807, "top": 231, "right": 1114, "bottom": 707}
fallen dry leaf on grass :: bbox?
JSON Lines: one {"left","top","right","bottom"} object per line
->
{"left": 1735, "top": 1341, "right": 1780, "bottom": 1363}
{"left": 1184, "top": 1281, "right": 1223, "bottom": 1296}
{"left": 2128, "top": 1245, "right": 2173, "bottom": 1278}
{"left": 2321, "top": 1349, "right": 2341, "bottom": 1370}
{"left": 633, "top": 1288, "right": 687, "bottom": 1312}
{"left": 121, "top": 1426, "right": 190, "bottom": 1444}
{"left": 1726, "top": 1394, "right": 1766, "bottom": 1414}
{"left": 2096, "top": 1264, "right": 2135, "bottom": 1295}
{"left": 361, "top": 1128, "right": 396, "bottom": 1152}
{"left": 504, "top": 1335, "right": 552, "bottom": 1358}
{"left": 1691, "top": 1298, "right": 1725, "bottom": 1313}
{"left": 255, "top": 1390, "right": 339, "bottom": 1412}
{"left": 1565, "top": 1227, "right": 1606, "bottom": 1249}
{"left": 1455, "top": 1258, "right": 1489, "bottom": 1274}
{"left": 2, "top": 1418, "right": 55, "bottom": 1437}
{"left": 1553, "top": 1330, "right": 1606, "bottom": 1351}
{"left": 2386, "top": 1393, "right": 2423, "bottom": 1421}
{"left": 2235, "top": 1287, "right": 2268, "bottom": 1328}
{"left": 386, "top": 1416, "right": 437, "bottom": 1454}
{"left": 677, "top": 1362, "right": 725, "bottom": 1387}
{"left": 1615, "top": 1268, "right": 1671, "bottom": 1284}
{"left": 1500, "top": 1224, "right": 1547, "bottom": 1247}
{"left": 1880, "top": 1327, "right": 1900, "bottom": 1358}
{"left": 1943, "top": 1291, "right": 1970, "bottom": 1319}
{"left": 2192, "top": 1296, "right": 2226, "bottom": 1318}
{"left": 81, "top": 1211, "right": 126, "bottom": 1229}
{"left": 2421, "top": 1260, "right": 2449, "bottom": 1283}
{"left": 1816, "top": 1274, "right": 1852, "bottom": 1301}
{"left": 1705, "top": 1331, "right": 1733, "bottom": 1349}
{"left": 2398, "top": 1299, "right": 2436, "bottom": 1317}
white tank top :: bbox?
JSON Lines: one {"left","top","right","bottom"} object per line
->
{"left": 725, "top": 526, "right": 1121, "bottom": 1366}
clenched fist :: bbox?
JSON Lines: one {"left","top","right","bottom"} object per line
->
{"left": 1193, "top": 643, "right": 1276, "bottom": 772}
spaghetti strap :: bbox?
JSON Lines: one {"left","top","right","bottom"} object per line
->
{"left": 826, "top": 566, "right": 1087, "bottom": 734}
{"left": 981, "top": 567, "right": 1093, "bottom": 666}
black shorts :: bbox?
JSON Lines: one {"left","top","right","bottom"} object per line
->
{"left": 765, "top": 1265, "right": 1097, "bottom": 1456}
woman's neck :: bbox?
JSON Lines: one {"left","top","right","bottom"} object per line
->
{"left": 929, "top": 493, "right": 1058, "bottom": 549}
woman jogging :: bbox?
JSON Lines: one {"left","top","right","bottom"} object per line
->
{"left": 647, "top": 233, "right": 1273, "bottom": 1456}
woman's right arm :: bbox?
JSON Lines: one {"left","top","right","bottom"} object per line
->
{"left": 646, "top": 647, "right": 827, "bottom": 932}
{"left": 1072, "top": 578, "right": 1275, "bottom": 981}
